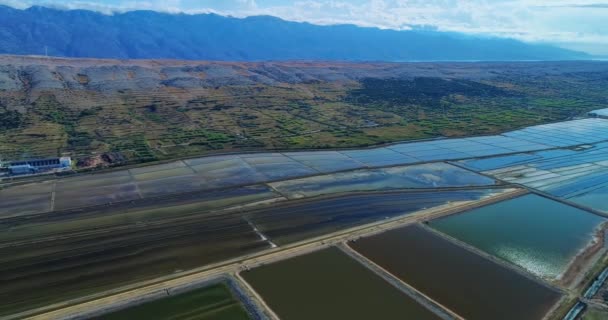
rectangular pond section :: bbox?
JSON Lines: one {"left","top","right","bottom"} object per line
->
{"left": 95, "top": 282, "right": 251, "bottom": 320}
{"left": 350, "top": 225, "right": 562, "bottom": 320}
{"left": 248, "top": 189, "right": 500, "bottom": 245}
{"left": 429, "top": 194, "right": 606, "bottom": 280}
{"left": 241, "top": 247, "right": 440, "bottom": 320}
{"left": 462, "top": 142, "right": 608, "bottom": 213}
{"left": 0, "top": 187, "right": 498, "bottom": 317}
{"left": 4, "top": 118, "right": 607, "bottom": 214}
{"left": 0, "top": 199, "right": 272, "bottom": 317}
{"left": 270, "top": 162, "right": 496, "bottom": 199}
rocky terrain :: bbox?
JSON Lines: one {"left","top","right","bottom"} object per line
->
{"left": 1, "top": 56, "right": 608, "bottom": 167}
{"left": 2, "top": 56, "right": 608, "bottom": 91}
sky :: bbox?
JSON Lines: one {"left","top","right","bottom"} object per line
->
{"left": 2, "top": 0, "right": 607, "bottom": 55}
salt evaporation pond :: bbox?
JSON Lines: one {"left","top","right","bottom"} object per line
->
{"left": 270, "top": 162, "right": 496, "bottom": 199}
{"left": 249, "top": 189, "right": 498, "bottom": 245}
{"left": 430, "top": 194, "right": 606, "bottom": 279}
{"left": 242, "top": 247, "right": 440, "bottom": 320}
{"left": 570, "top": 186, "right": 608, "bottom": 212}
{"left": 461, "top": 142, "right": 608, "bottom": 213}
{"left": 350, "top": 225, "right": 562, "bottom": 320}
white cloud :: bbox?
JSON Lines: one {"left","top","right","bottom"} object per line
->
{"left": 0, "top": 0, "right": 31, "bottom": 9}
{"left": 1, "top": 0, "right": 607, "bottom": 55}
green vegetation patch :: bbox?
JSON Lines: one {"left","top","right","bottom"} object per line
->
{"left": 96, "top": 283, "right": 250, "bottom": 320}
{"left": 160, "top": 128, "right": 234, "bottom": 149}
{"left": 0, "top": 110, "right": 22, "bottom": 130}
{"left": 349, "top": 77, "right": 512, "bottom": 105}
{"left": 346, "top": 76, "right": 608, "bottom": 138}
{"left": 583, "top": 308, "right": 608, "bottom": 320}
{"left": 110, "top": 134, "right": 157, "bottom": 163}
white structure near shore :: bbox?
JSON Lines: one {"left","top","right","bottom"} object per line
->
{"left": 2, "top": 157, "right": 72, "bottom": 175}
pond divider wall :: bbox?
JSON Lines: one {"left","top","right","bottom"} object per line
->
{"left": 562, "top": 301, "right": 586, "bottom": 320}
{"left": 562, "top": 266, "right": 608, "bottom": 320}
{"left": 61, "top": 275, "right": 265, "bottom": 320}
{"left": 338, "top": 244, "right": 458, "bottom": 320}
{"left": 226, "top": 275, "right": 270, "bottom": 320}
{"left": 583, "top": 266, "right": 608, "bottom": 299}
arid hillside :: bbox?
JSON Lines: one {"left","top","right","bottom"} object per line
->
{"left": 1, "top": 56, "right": 608, "bottom": 167}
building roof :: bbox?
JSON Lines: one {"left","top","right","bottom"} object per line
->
{"left": 8, "top": 164, "right": 35, "bottom": 169}
{"left": 8, "top": 157, "right": 70, "bottom": 164}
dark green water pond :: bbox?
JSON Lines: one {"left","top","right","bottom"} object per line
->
{"left": 351, "top": 225, "right": 562, "bottom": 320}
{"left": 430, "top": 194, "right": 606, "bottom": 279}
{"left": 242, "top": 247, "right": 440, "bottom": 320}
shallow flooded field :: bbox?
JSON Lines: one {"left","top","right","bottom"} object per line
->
{"left": 350, "top": 225, "right": 562, "bottom": 320}
{"left": 430, "top": 194, "right": 606, "bottom": 279}
{"left": 570, "top": 187, "right": 608, "bottom": 212}
{"left": 2, "top": 119, "right": 607, "bottom": 215}
{"left": 0, "top": 182, "right": 54, "bottom": 217}
{"left": 0, "top": 186, "right": 279, "bottom": 316}
{"left": 0, "top": 213, "right": 268, "bottom": 317}
{"left": 249, "top": 189, "right": 497, "bottom": 245}
{"left": 96, "top": 282, "right": 251, "bottom": 320}
{"left": 270, "top": 162, "right": 496, "bottom": 199}
{"left": 0, "top": 185, "right": 278, "bottom": 243}
{"left": 241, "top": 247, "right": 440, "bottom": 320}
{"left": 0, "top": 187, "right": 495, "bottom": 316}
{"left": 1, "top": 118, "right": 606, "bottom": 318}
{"left": 465, "top": 142, "right": 608, "bottom": 213}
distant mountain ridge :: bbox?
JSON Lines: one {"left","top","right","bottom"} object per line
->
{"left": 0, "top": 5, "right": 590, "bottom": 61}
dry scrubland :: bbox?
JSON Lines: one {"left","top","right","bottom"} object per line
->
{"left": 1, "top": 57, "right": 608, "bottom": 166}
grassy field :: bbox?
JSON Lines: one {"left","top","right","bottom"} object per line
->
{"left": 95, "top": 282, "right": 250, "bottom": 320}
{"left": 583, "top": 308, "right": 608, "bottom": 320}
{"left": 1, "top": 64, "right": 607, "bottom": 167}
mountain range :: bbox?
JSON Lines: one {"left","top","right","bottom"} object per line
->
{"left": 0, "top": 5, "right": 590, "bottom": 61}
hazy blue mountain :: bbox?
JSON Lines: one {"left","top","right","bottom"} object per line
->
{"left": 0, "top": 5, "right": 590, "bottom": 61}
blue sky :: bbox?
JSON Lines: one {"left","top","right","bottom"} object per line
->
{"left": 2, "top": 0, "right": 607, "bottom": 55}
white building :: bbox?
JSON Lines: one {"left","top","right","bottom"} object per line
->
{"left": 7, "top": 157, "right": 72, "bottom": 175}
